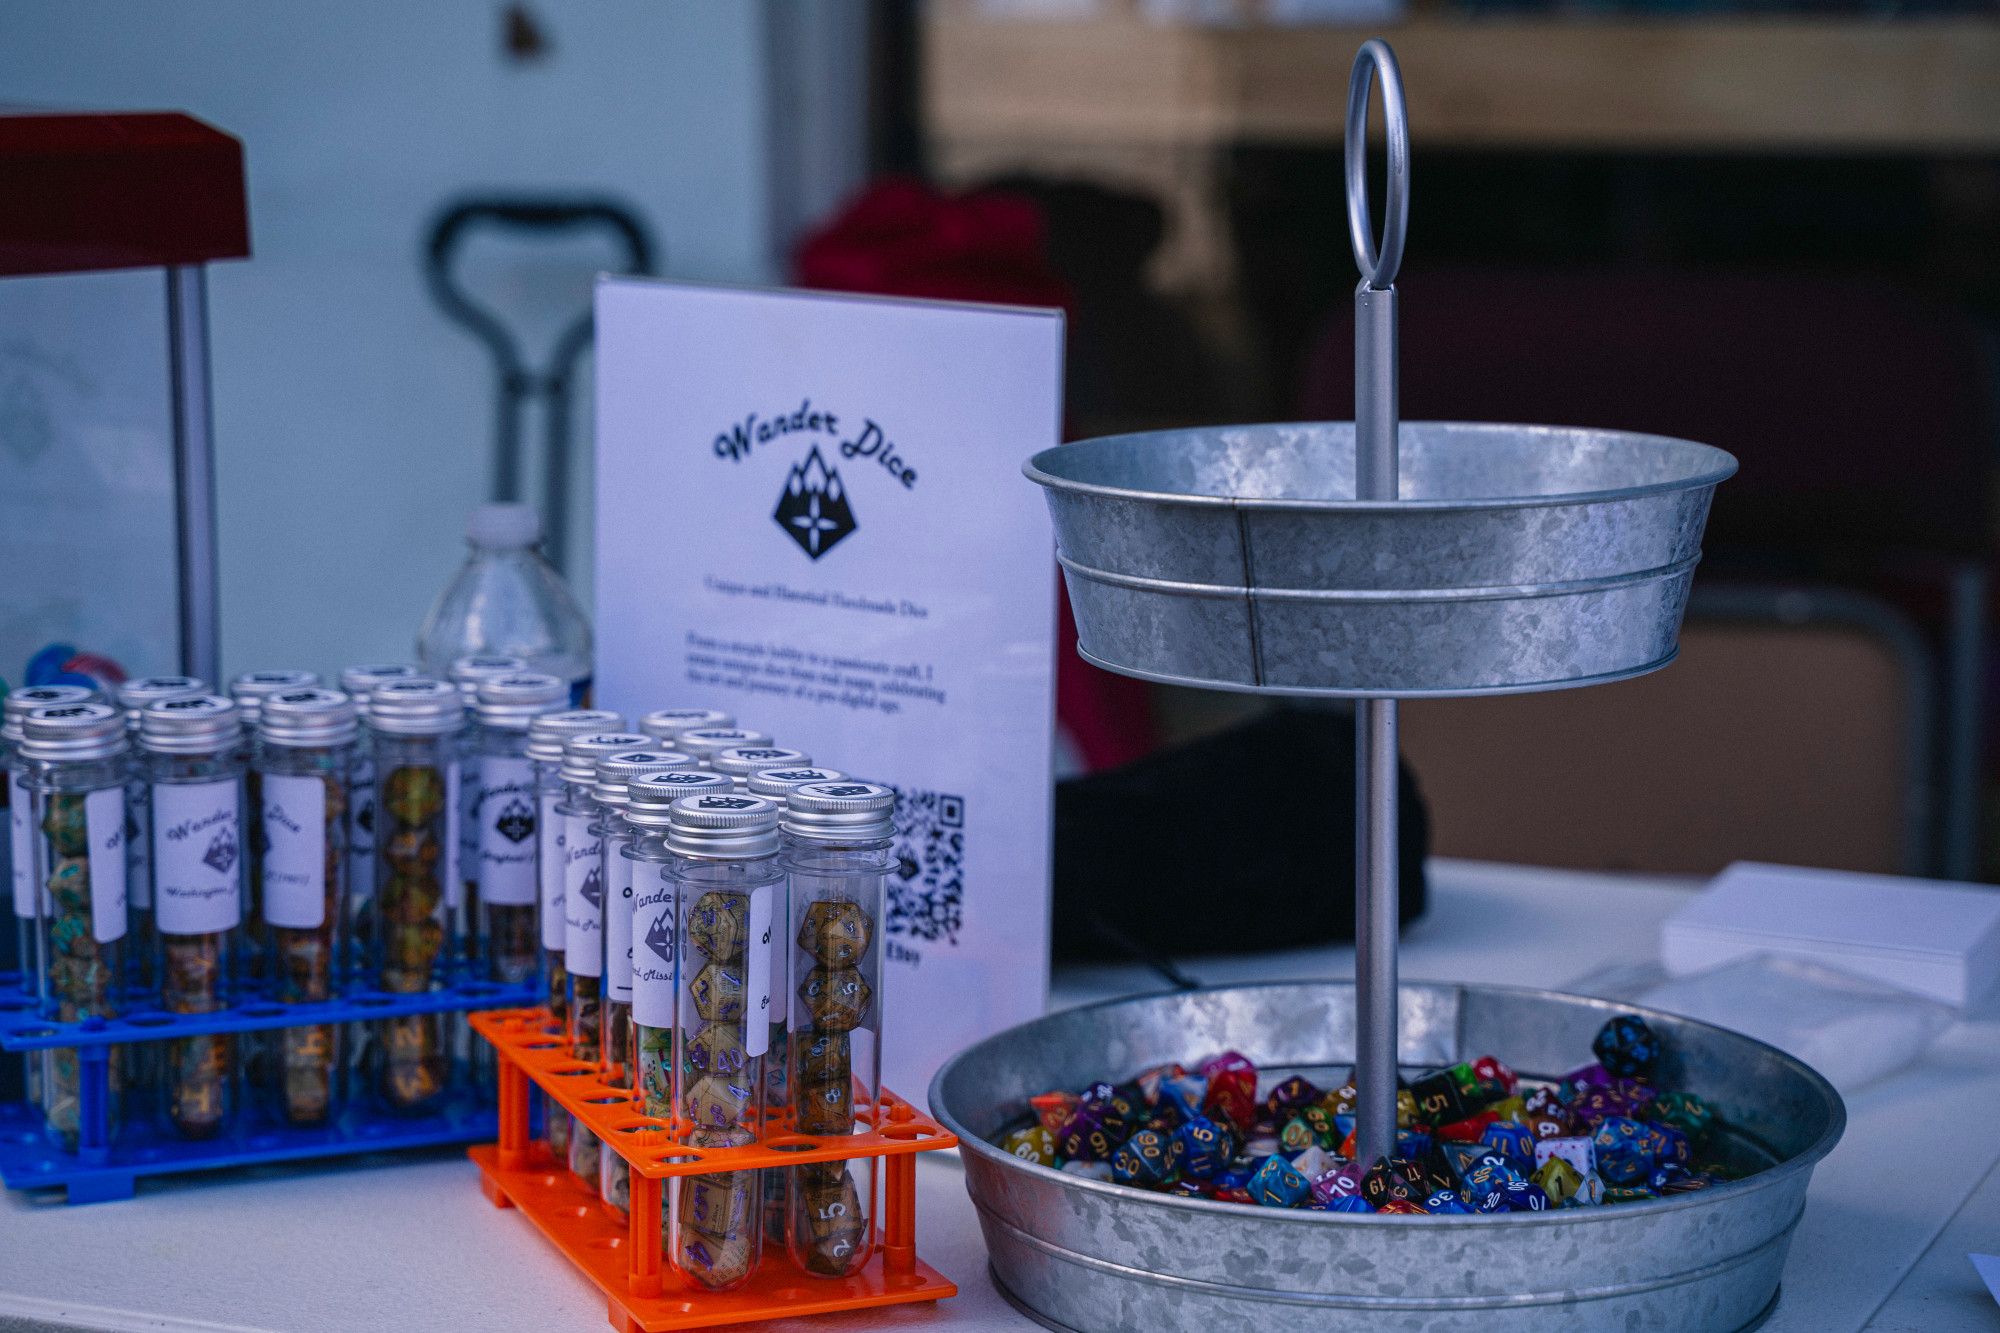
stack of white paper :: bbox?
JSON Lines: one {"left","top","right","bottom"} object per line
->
{"left": 1661, "top": 861, "right": 2000, "bottom": 1009}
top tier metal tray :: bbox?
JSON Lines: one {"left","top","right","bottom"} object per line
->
{"left": 1029, "top": 419, "right": 1735, "bottom": 697}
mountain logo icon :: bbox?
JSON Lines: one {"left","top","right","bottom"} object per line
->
{"left": 204, "top": 826, "right": 239, "bottom": 876}
{"left": 580, "top": 864, "right": 603, "bottom": 911}
{"left": 773, "top": 446, "right": 857, "bottom": 560}
{"left": 646, "top": 912, "right": 676, "bottom": 965}
{"left": 494, "top": 797, "right": 534, "bottom": 845}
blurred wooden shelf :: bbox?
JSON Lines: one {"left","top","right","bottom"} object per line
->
{"left": 924, "top": 8, "right": 2000, "bottom": 153}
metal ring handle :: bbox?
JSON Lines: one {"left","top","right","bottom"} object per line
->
{"left": 1345, "top": 38, "right": 1409, "bottom": 291}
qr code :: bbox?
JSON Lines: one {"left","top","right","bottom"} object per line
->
{"left": 888, "top": 788, "right": 965, "bottom": 945}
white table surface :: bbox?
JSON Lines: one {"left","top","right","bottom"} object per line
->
{"left": 3, "top": 858, "right": 1996, "bottom": 1332}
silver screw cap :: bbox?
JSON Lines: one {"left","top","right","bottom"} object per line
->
{"left": 593, "top": 750, "right": 695, "bottom": 807}
{"left": 525, "top": 709, "right": 627, "bottom": 763}
{"left": 117, "top": 676, "right": 206, "bottom": 730}
{"left": 3, "top": 685, "right": 97, "bottom": 744}
{"left": 338, "top": 664, "right": 419, "bottom": 714}
{"left": 628, "top": 771, "right": 733, "bottom": 827}
{"left": 230, "top": 670, "right": 321, "bottom": 727}
{"left": 366, "top": 678, "right": 465, "bottom": 736}
{"left": 666, "top": 792, "right": 780, "bottom": 858}
{"left": 677, "top": 727, "right": 773, "bottom": 764}
{"left": 139, "top": 695, "right": 244, "bottom": 755}
{"left": 448, "top": 653, "right": 529, "bottom": 702}
{"left": 475, "top": 671, "right": 569, "bottom": 730}
{"left": 746, "top": 767, "right": 847, "bottom": 802}
{"left": 259, "top": 687, "right": 359, "bottom": 748}
{"left": 712, "top": 746, "right": 814, "bottom": 786}
{"left": 559, "top": 732, "right": 651, "bottom": 786}
{"left": 639, "top": 708, "right": 735, "bottom": 743}
{"left": 22, "top": 702, "right": 131, "bottom": 762}
{"left": 783, "top": 780, "right": 898, "bottom": 843}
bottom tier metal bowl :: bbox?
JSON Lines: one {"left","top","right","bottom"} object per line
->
{"left": 930, "top": 981, "right": 1844, "bottom": 1332}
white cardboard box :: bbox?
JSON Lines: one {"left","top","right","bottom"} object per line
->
{"left": 1661, "top": 861, "right": 2000, "bottom": 1009}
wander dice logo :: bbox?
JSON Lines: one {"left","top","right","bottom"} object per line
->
{"left": 646, "top": 913, "right": 675, "bottom": 964}
{"left": 773, "top": 446, "right": 856, "bottom": 560}
{"left": 494, "top": 796, "right": 534, "bottom": 845}
{"left": 711, "top": 398, "right": 922, "bottom": 564}
{"left": 580, "top": 864, "right": 603, "bottom": 911}
{"left": 203, "top": 825, "right": 239, "bottom": 876}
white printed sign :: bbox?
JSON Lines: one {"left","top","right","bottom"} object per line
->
{"left": 478, "top": 756, "right": 540, "bottom": 906}
{"left": 261, "top": 774, "right": 328, "bottom": 929}
{"left": 595, "top": 279, "right": 1061, "bottom": 1097}
{"left": 152, "top": 780, "right": 235, "bottom": 936}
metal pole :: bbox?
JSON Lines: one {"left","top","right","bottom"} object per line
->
{"left": 166, "top": 265, "right": 221, "bottom": 684}
{"left": 1345, "top": 38, "right": 1408, "bottom": 1171}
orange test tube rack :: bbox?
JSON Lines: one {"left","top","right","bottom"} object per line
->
{"left": 470, "top": 1008, "right": 958, "bottom": 1332}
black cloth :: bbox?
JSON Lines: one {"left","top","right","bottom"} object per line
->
{"left": 1053, "top": 708, "right": 1429, "bottom": 963}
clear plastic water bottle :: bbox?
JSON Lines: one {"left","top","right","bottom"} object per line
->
{"left": 418, "top": 504, "right": 592, "bottom": 701}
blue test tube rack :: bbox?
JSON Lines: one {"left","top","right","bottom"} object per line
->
{"left": 0, "top": 970, "right": 538, "bottom": 1203}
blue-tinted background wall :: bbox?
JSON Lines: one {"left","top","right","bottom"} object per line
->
{"left": 0, "top": 1, "right": 778, "bottom": 679}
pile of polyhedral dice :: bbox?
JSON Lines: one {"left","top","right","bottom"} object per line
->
{"left": 995, "top": 1015, "right": 1734, "bottom": 1213}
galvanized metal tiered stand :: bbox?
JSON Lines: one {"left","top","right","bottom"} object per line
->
{"left": 934, "top": 40, "right": 1846, "bottom": 1331}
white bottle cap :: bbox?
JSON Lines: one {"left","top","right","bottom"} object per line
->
{"left": 467, "top": 502, "right": 541, "bottom": 549}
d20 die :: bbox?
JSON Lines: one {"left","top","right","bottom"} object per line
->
{"left": 1248, "top": 1154, "right": 1311, "bottom": 1207}
{"left": 685, "top": 1072, "right": 756, "bottom": 1130}
{"left": 686, "top": 1021, "right": 749, "bottom": 1079}
{"left": 690, "top": 962, "right": 747, "bottom": 1024}
{"left": 683, "top": 1168, "right": 757, "bottom": 1240}
{"left": 796, "top": 1030, "right": 851, "bottom": 1086}
{"left": 679, "top": 1227, "right": 754, "bottom": 1290}
{"left": 1001, "top": 1125, "right": 1056, "bottom": 1165}
{"left": 1112, "top": 1129, "right": 1177, "bottom": 1188}
{"left": 798, "top": 967, "right": 871, "bottom": 1032}
{"left": 1170, "top": 1116, "right": 1234, "bottom": 1179}
{"left": 687, "top": 891, "right": 748, "bottom": 962}
{"left": 797, "top": 899, "right": 872, "bottom": 968}
{"left": 796, "top": 1072, "right": 853, "bottom": 1134}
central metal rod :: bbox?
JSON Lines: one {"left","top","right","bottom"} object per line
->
{"left": 1353, "top": 278, "right": 1401, "bottom": 1169}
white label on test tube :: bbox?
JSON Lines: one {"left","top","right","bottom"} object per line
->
{"left": 8, "top": 774, "right": 34, "bottom": 918}
{"left": 261, "top": 773, "right": 327, "bottom": 929}
{"left": 85, "top": 786, "right": 129, "bottom": 943}
{"left": 563, "top": 812, "right": 602, "bottom": 976}
{"left": 443, "top": 761, "right": 463, "bottom": 910}
{"left": 632, "top": 865, "right": 676, "bottom": 1029}
{"left": 539, "top": 792, "right": 565, "bottom": 951}
{"left": 151, "top": 780, "right": 233, "bottom": 936}
{"left": 476, "top": 756, "right": 538, "bottom": 906}
{"left": 605, "top": 849, "right": 635, "bottom": 1003}
{"left": 744, "top": 882, "right": 775, "bottom": 1058}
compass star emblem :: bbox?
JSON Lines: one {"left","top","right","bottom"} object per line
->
{"left": 773, "top": 446, "right": 857, "bottom": 560}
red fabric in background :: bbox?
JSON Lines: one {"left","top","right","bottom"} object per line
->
{"left": 793, "top": 178, "right": 1156, "bottom": 772}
